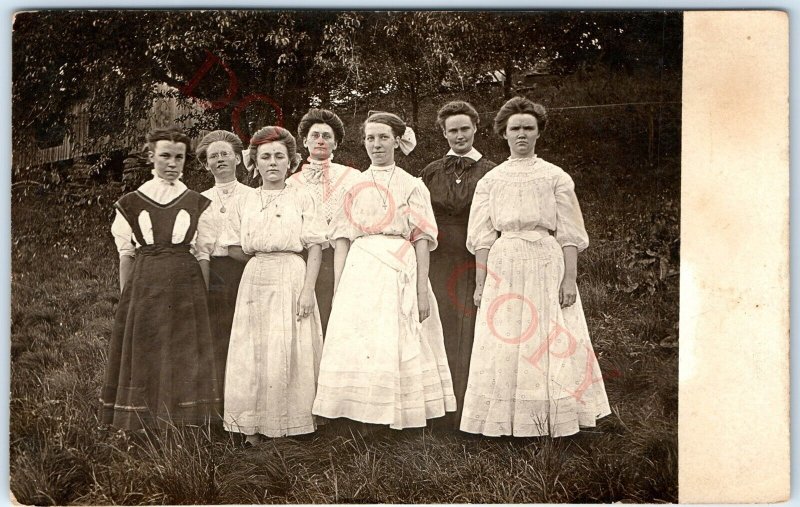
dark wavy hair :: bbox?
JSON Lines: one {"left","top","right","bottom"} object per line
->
{"left": 361, "top": 111, "right": 406, "bottom": 139}
{"left": 493, "top": 97, "right": 548, "bottom": 137}
{"left": 436, "top": 100, "right": 480, "bottom": 130}
{"left": 247, "top": 126, "right": 302, "bottom": 173}
{"left": 297, "top": 108, "right": 346, "bottom": 145}
{"left": 146, "top": 127, "right": 191, "bottom": 152}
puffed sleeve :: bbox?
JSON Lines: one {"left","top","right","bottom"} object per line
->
{"left": 466, "top": 177, "right": 498, "bottom": 254}
{"left": 406, "top": 178, "right": 439, "bottom": 251}
{"left": 554, "top": 171, "right": 589, "bottom": 252}
{"left": 191, "top": 197, "right": 215, "bottom": 262}
{"left": 327, "top": 185, "right": 359, "bottom": 244}
{"left": 299, "top": 188, "right": 328, "bottom": 249}
{"left": 111, "top": 209, "right": 136, "bottom": 258}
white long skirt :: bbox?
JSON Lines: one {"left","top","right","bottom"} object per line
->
{"left": 460, "top": 235, "right": 611, "bottom": 437}
{"left": 312, "top": 235, "right": 456, "bottom": 429}
{"left": 224, "top": 252, "right": 323, "bottom": 437}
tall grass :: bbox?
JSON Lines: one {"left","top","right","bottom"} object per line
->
{"left": 10, "top": 82, "right": 678, "bottom": 504}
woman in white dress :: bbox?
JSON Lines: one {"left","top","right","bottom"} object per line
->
{"left": 223, "top": 126, "right": 327, "bottom": 444}
{"left": 287, "top": 109, "right": 361, "bottom": 334}
{"left": 461, "top": 97, "right": 611, "bottom": 437}
{"left": 312, "top": 111, "right": 456, "bottom": 429}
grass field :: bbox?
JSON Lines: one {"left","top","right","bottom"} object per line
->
{"left": 10, "top": 138, "right": 679, "bottom": 503}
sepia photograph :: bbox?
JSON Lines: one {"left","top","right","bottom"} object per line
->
{"left": 10, "top": 9, "right": 684, "bottom": 504}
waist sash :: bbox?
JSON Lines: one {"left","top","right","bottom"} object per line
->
{"left": 137, "top": 244, "right": 191, "bottom": 256}
{"left": 353, "top": 235, "right": 420, "bottom": 361}
{"left": 500, "top": 226, "right": 552, "bottom": 243}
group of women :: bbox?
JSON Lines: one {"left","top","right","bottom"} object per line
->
{"left": 100, "top": 97, "right": 610, "bottom": 443}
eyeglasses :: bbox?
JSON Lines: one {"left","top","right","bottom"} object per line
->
{"left": 308, "top": 132, "right": 334, "bottom": 141}
{"left": 207, "top": 151, "right": 234, "bottom": 160}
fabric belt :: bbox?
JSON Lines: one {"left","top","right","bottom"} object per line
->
{"left": 253, "top": 251, "right": 302, "bottom": 259}
{"left": 138, "top": 244, "right": 191, "bottom": 256}
{"left": 500, "top": 227, "right": 552, "bottom": 243}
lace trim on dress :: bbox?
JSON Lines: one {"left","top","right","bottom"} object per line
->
{"left": 483, "top": 157, "right": 564, "bottom": 183}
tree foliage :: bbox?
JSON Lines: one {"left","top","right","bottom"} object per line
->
{"left": 12, "top": 10, "right": 681, "bottom": 166}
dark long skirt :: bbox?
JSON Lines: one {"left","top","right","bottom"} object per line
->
{"left": 428, "top": 219, "right": 478, "bottom": 430}
{"left": 304, "top": 246, "right": 334, "bottom": 335}
{"left": 101, "top": 247, "right": 221, "bottom": 430}
{"left": 208, "top": 256, "right": 246, "bottom": 393}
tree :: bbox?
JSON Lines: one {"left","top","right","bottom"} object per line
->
{"left": 12, "top": 10, "right": 329, "bottom": 158}
{"left": 12, "top": 10, "right": 682, "bottom": 170}
{"left": 313, "top": 11, "right": 467, "bottom": 126}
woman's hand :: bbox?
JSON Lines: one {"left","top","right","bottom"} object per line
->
{"left": 473, "top": 249, "right": 490, "bottom": 308}
{"left": 119, "top": 255, "right": 134, "bottom": 293}
{"left": 296, "top": 288, "right": 315, "bottom": 320}
{"left": 418, "top": 287, "right": 430, "bottom": 322}
{"left": 559, "top": 278, "right": 577, "bottom": 308}
{"left": 473, "top": 283, "right": 484, "bottom": 308}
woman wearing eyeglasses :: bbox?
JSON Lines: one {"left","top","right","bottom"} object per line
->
{"left": 196, "top": 130, "right": 255, "bottom": 392}
{"left": 287, "top": 109, "right": 361, "bottom": 334}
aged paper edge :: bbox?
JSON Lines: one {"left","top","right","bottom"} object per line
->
{"left": 679, "top": 10, "right": 790, "bottom": 503}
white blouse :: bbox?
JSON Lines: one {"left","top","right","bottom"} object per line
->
{"left": 111, "top": 175, "right": 215, "bottom": 261}
{"left": 286, "top": 158, "right": 362, "bottom": 226}
{"left": 327, "top": 165, "right": 439, "bottom": 249}
{"left": 466, "top": 156, "right": 589, "bottom": 254}
{"left": 199, "top": 180, "right": 255, "bottom": 257}
{"left": 236, "top": 186, "right": 328, "bottom": 255}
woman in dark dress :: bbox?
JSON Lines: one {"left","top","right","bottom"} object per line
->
{"left": 419, "top": 101, "right": 496, "bottom": 429}
{"left": 196, "top": 130, "right": 254, "bottom": 395}
{"left": 102, "top": 127, "right": 221, "bottom": 431}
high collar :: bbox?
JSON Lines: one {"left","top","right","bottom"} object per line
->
{"left": 507, "top": 154, "right": 538, "bottom": 163}
{"left": 138, "top": 174, "right": 188, "bottom": 204}
{"left": 150, "top": 170, "right": 184, "bottom": 186}
{"left": 301, "top": 156, "right": 334, "bottom": 183}
{"left": 214, "top": 179, "right": 239, "bottom": 191}
{"left": 369, "top": 163, "right": 396, "bottom": 172}
{"left": 445, "top": 147, "right": 482, "bottom": 162}
{"left": 306, "top": 155, "right": 334, "bottom": 168}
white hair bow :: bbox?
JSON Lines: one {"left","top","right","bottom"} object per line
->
{"left": 398, "top": 127, "right": 417, "bottom": 155}
{"left": 242, "top": 148, "right": 253, "bottom": 172}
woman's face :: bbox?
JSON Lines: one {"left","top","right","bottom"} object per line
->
{"left": 149, "top": 140, "right": 187, "bottom": 182}
{"left": 443, "top": 114, "right": 476, "bottom": 156}
{"left": 363, "top": 122, "right": 399, "bottom": 167}
{"left": 504, "top": 113, "right": 540, "bottom": 158}
{"left": 303, "top": 122, "right": 338, "bottom": 161}
{"left": 256, "top": 142, "right": 290, "bottom": 184}
{"left": 205, "top": 140, "right": 240, "bottom": 184}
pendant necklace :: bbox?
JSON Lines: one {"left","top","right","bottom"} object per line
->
{"left": 454, "top": 168, "right": 467, "bottom": 185}
{"left": 214, "top": 184, "right": 236, "bottom": 214}
{"left": 370, "top": 166, "right": 396, "bottom": 210}
{"left": 259, "top": 186, "right": 286, "bottom": 216}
